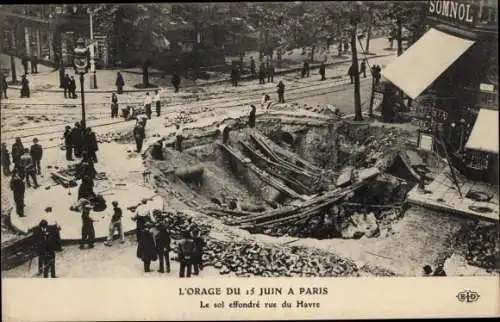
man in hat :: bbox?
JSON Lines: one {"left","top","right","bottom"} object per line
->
{"left": 319, "top": 61, "right": 326, "bottom": 81}
{"left": 267, "top": 60, "right": 275, "bottom": 83}
{"left": 63, "top": 74, "right": 71, "bottom": 98}
{"left": 19, "top": 148, "right": 38, "bottom": 188}
{"left": 80, "top": 204, "right": 97, "bottom": 249}
{"left": 82, "top": 127, "right": 98, "bottom": 163}
{"left": 11, "top": 137, "right": 24, "bottom": 168}
{"left": 30, "top": 138, "right": 43, "bottom": 175}
{"left": 276, "top": 81, "right": 285, "bottom": 103}
{"left": 20, "top": 74, "right": 30, "bottom": 98}
{"left": 154, "top": 89, "right": 161, "bottom": 117}
{"left": 178, "top": 230, "right": 195, "bottom": 278}
{"left": 155, "top": 220, "right": 171, "bottom": 273}
{"left": 192, "top": 229, "right": 204, "bottom": 275}
{"left": 175, "top": 123, "right": 184, "bottom": 152}
{"left": 69, "top": 76, "right": 77, "bottom": 99}
{"left": 31, "top": 55, "right": 38, "bottom": 74}
{"left": 360, "top": 60, "right": 367, "bottom": 78}
{"left": 63, "top": 126, "right": 73, "bottom": 161}
{"left": 105, "top": 201, "right": 125, "bottom": 246}
{"left": 71, "top": 122, "right": 83, "bottom": 158}
{"left": 248, "top": 105, "right": 257, "bottom": 128}
{"left": 171, "top": 72, "right": 181, "bottom": 93}
{"left": 133, "top": 123, "right": 146, "bottom": 153}
{"left": 144, "top": 92, "right": 153, "bottom": 120}
{"left": 250, "top": 56, "right": 256, "bottom": 77}
{"left": 10, "top": 169, "right": 25, "bottom": 217}
{"left": 432, "top": 263, "right": 447, "bottom": 276}
{"left": 31, "top": 218, "right": 61, "bottom": 278}
{"left": 258, "top": 61, "right": 266, "bottom": 85}
{"left": 0, "top": 72, "right": 8, "bottom": 99}
{"left": 1, "top": 142, "right": 11, "bottom": 176}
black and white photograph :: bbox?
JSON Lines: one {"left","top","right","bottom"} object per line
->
{"left": 0, "top": 1, "right": 498, "bottom": 319}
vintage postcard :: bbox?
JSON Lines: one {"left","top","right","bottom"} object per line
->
{"left": 1, "top": 1, "right": 498, "bottom": 320}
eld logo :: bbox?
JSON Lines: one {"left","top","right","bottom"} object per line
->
{"left": 456, "top": 290, "right": 480, "bottom": 303}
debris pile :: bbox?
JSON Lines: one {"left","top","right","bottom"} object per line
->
{"left": 456, "top": 223, "right": 499, "bottom": 272}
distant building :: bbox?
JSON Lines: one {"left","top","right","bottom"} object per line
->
{"left": 382, "top": 0, "right": 498, "bottom": 183}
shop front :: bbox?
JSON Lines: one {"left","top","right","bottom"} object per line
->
{"left": 380, "top": 0, "right": 498, "bottom": 183}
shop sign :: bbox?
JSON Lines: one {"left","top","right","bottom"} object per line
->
{"left": 428, "top": 0, "right": 478, "bottom": 27}
{"left": 415, "top": 106, "right": 448, "bottom": 121}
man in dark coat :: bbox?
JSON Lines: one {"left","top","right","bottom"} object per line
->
{"left": 230, "top": 66, "right": 239, "bottom": 87}
{"left": 156, "top": 221, "right": 171, "bottom": 273}
{"left": 31, "top": 219, "right": 61, "bottom": 278}
{"left": 133, "top": 123, "right": 146, "bottom": 153}
{"left": 20, "top": 74, "right": 30, "bottom": 98}
{"left": 248, "top": 105, "right": 257, "bottom": 128}
{"left": 105, "top": 201, "right": 125, "bottom": 246}
{"left": 1, "top": 142, "right": 11, "bottom": 176}
{"left": 348, "top": 64, "right": 356, "bottom": 84}
{"left": 258, "top": 62, "right": 266, "bottom": 84}
{"left": 71, "top": 122, "right": 83, "bottom": 158}
{"left": 63, "top": 74, "right": 71, "bottom": 98}
{"left": 82, "top": 127, "right": 98, "bottom": 163}
{"left": 171, "top": 73, "right": 181, "bottom": 93}
{"left": 1, "top": 73, "right": 8, "bottom": 99}
{"left": 10, "top": 170, "right": 25, "bottom": 217}
{"left": 70, "top": 76, "right": 77, "bottom": 99}
{"left": 21, "top": 56, "right": 29, "bottom": 75}
{"left": 77, "top": 152, "right": 96, "bottom": 180}
{"left": 277, "top": 80, "right": 285, "bottom": 103}
{"left": 115, "top": 72, "right": 125, "bottom": 94}
{"left": 77, "top": 177, "right": 96, "bottom": 201}
{"left": 30, "top": 138, "right": 43, "bottom": 175}
{"left": 11, "top": 137, "right": 25, "bottom": 167}
{"left": 80, "top": 205, "right": 96, "bottom": 249}
{"left": 137, "top": 223, "right": 157, "bottom": 273}
{"left": 319, "top": 62, "right": 326, "bottom": 81}
{"left": 302, "top": 61, "right": 310, "bottom": 78}
{"left": 267, "top": 61, "right": 275, "bottom": 83}
{"left": 19, "top": 148, "right": 38, "bottom": 188}
{"left": 31, "top": 55, "right": 38, "bottom": 74}
{"left": 360, "top": 60, "right": 367, "bottom": 78}
{"left": 63, "top": 126, "right": 73, "bottom": 161}
{"left": 178, "top": 231, "right": 195, "bottom": 278}
{"left": 192, "top": 229, "right": 204, "bottom": 275}
{"left": 432, "top": 263, "right": 447, "bottom": 276}
{"left": 250, "top": 56, "right": 256, "bottom": 77}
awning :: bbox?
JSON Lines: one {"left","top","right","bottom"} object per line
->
{"left": 465, "top": 109, "right": 499, "bottom": 154}
{"left": 381, "top": 28, "right": 475, "bottom": 99}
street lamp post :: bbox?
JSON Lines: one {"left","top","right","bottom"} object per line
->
{"left": 88, "top": 7, "right": 97, "bottom": 89}
{"left": 73, "top": 38, "right": 89, "bottom": 128}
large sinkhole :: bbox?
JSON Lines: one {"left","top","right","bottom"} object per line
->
{"left": 145, "top": 116, "right": 418, "bottom": 241}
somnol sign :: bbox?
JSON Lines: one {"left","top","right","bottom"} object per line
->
{"left": 428, "top": 0, "right": 477, "bottom": 26}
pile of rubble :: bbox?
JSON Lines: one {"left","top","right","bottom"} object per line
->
{"left": 159, "top": 210, "right": 359, "bottom": 277}
{"left": 456, "top": 223, "right": 499, "bottom": 272}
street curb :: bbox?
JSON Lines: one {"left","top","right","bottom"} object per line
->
{"left": 6, "top": 53, "right": 394, "bottom": 94}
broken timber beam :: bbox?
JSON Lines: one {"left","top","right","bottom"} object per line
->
{"left": 218, "top": 143, "right": 305, "bottom": 200}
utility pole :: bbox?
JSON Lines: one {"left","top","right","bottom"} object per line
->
{"left": 351, "top": 5, "right": 362, "bottom": 122}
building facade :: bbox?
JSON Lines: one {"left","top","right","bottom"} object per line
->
{"left": 0, "top": 4, "right": 109, "bottom": 68}
{"left": 382, "top": 0, "right": 498, "bottom": 183}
